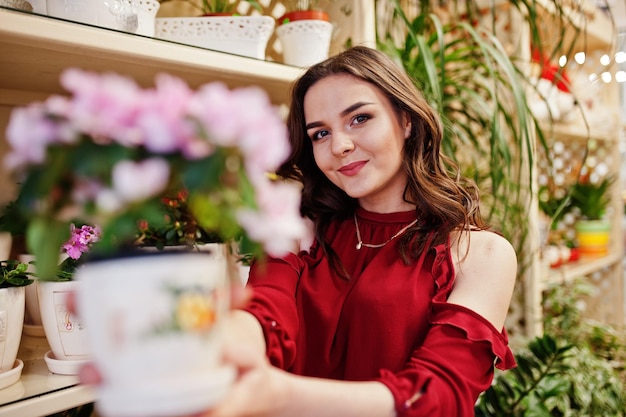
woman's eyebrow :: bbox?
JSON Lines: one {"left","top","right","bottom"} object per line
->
{"left": 305, "top": 102, "right": 374, "bottom": 130}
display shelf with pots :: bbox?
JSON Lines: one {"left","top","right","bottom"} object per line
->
{"left": 530, "top": 0, "right": 624, "bottom": 336}
{"left": 0, "top": 2, "right": 375, "bottom": 415}
{"left": 0, "top": 335, "right": 94, "bottom": 417}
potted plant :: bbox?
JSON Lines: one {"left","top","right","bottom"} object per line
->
{"left": 4, "top": 66, "right": 305, "bottom": 416}
{"left": 278, "top": 0, "right": 330, "bottom": 23}
{"left": 37, "top": 224, "right": 101, "bottom": 375}
{"left": 134, "top": 190, "right": 221, "bottom": 250}
{"left": 275, "top": 0, "right": 334, "bottom": 67}
{"left": 154, "top": 0, "right": 274, "bottom": 59}
{"left": 570, "top": 176, "right": 614, "bottom": 256}
{"left": 0, "top": 259, "right": 32, "bottom": 389}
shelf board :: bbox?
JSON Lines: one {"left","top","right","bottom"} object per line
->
{"left": 539, "top": 118, "right": 619, "bottom": 142}
{"left": 0, "top": 8, "right": 303, "bottom": 105}
{"left": 542, "top": 249, "right": 621, "bottom": 286}
{"left": 0, "top": 334, "right": 94, "bottom": 417}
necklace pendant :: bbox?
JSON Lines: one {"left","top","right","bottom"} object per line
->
{"left": 356, "top": 242, "right": 362, "bottom": 250}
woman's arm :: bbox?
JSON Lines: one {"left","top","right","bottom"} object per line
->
{"left": 447, "top": 230, "right": 517, "bottom": 330}
{"left": 207, "top": 231, "right": 517, "bottom": 417}
{"left": 206, "top": 348, "right": 396, "bottom": 417}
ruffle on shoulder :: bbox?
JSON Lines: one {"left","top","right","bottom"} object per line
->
{"left": 427, "top": 241, "right": 516, "bottom": 370}
{"left": 429, "top": 302, "right": 516, "bottom": 370}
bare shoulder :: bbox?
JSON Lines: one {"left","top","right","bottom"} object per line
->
{"left": 465, "top": 230, "right": 516, "bottom": 261}
{"left": 448, "top": 230, "right": 517, "bottom": 329}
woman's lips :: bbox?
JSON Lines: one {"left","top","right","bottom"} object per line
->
{"left": 338, "top": 160, "right": 367, "bottom": 176}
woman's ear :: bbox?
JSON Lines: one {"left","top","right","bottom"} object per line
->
{"left": 403, "top": 114, "right": 412, "bottom": 139}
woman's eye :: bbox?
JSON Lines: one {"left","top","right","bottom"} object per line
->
{"left": 353, "top": 114, "right": 370, "bottom": 125}
{"left": 311, "top": 130, "right": 330, "bottom": 141}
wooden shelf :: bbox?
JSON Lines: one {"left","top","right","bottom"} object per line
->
{"left": 0, "top": 8, "right": 303, "bottom": 106}
{"left": 540, "top": 118, "right": 620, "bottom": 142}
{"left": 0, "top": 334, "right": 94, "bottom": 417}
{"left": 542, "top": 249, "right": 622, "bottom": 286}
{"left": 0, "top": 6, "right": 304, "bottom": 416}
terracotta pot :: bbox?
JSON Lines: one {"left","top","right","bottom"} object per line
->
{"left": 278, "top": 9, "right": 330, "bottom": 25}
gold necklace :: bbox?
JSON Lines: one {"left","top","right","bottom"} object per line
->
{"left": 353, "top": 213, "right": 418, "bottom": 250}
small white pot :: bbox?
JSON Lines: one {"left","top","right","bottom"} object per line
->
{"left": 46, "top": 0, "right": 160, "bottom": 37}
{"left": 38, "top": 280, "right": 90, "bottom": 374}
{"left": 155, "top": 15, "right": 275, "bottom": 60}
{"left": 0, "top": 286, "right": 26, "bottom": 389}
{"left": 276, "top": 19, "right": 333, "bottom": 67}
{"left": 76, "top": 250, "right": 234, "bottom": 417}
{"left": 18, "top": 254, "right": 44, "bottom": 336}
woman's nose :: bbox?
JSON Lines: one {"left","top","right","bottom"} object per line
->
{"left": 331, "top": 132, "right": 354, "bottom": 156}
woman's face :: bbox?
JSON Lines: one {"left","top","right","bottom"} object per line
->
{"left": 304, "top": 74, "right": 412, "bottom": 213}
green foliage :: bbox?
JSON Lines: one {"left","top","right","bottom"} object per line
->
{"left": 0, "top": 199, "right": 27, "bottom": 237}
{"left": 135, "top": 191, "right": 222, "bottom": 250}
{"left": 475, "top": 334, "right": 575, "bottom": 416}
{"left": 569, "top": 177, "right": 614, "bottom": 220}
{"left": 476, "top": 279, "right": 626, "bottom": 416}
{"left": 0, "top": 259, "right": 33, "bottom": 288}
{"left": 538, "top": 185, "right": 572, "bottom": 231}
{"left": 55, "top": 257, "right": 79, "bottom": 282}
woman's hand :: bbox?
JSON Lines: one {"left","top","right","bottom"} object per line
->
{"left": 202, "top": 344, "right": 291, "bottom": 417}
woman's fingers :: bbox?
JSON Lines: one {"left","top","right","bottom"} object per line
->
{"left": 78, "top": 362, "right": 103, "bottom": 385}
{"left": 230, "top": 283, "right": 252, "bottom": 309}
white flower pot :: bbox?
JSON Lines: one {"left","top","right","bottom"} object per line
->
{"left": 155, "top": 15, "right": 275, "bottom": 60}
{"left": 38, "top": 280, "right": 90, "bottom": 375}
{"left": 75, "top": 250, "right": 234, "bottom": 417}
{"left": 276, "top": 19, "right": 333, "bottom": 67}
{"left": 0, "top": 286, "right": 26, "bottom": 389}
{"left": 46, "top": 0, "right": 160, "bottom": 37}
{"left": 18, "top": 254, "right": 45, "bottom": 337}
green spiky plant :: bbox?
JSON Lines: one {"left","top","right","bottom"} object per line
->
{"left": 570, "top": 176, "right": 614, "bottom": 220}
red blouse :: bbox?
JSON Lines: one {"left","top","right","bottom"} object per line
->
{"left": 242, "top": 208, "right": 516, "bottom": 416}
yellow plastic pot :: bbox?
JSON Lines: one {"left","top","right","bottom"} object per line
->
{"left": 575, "top": 219, "right": 611, "bottom": 256}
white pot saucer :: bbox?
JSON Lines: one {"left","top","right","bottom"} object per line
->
{"left": 44, "top": 350, "right": 90, "bottom": 375}
{"left": 22, "top": 323, "right": 46, "bottom": 337}
{"left": 97, "top": 365, "right": 236, "bottom": 417}
{"left": 0, "top": 359, "right": 24, "bottom": 390}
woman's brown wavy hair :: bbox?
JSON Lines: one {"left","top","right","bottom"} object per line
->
{"left": 277, "top": 46, "right": 487, "bottom": 274}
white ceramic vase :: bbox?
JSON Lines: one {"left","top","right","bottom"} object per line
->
{"left": 38, "top": 280, "right": 90, "bottom": 375}
{"left": 0, "top": 286, "right": 26, "bottom": 389}
{"left": 276, "top": 19, "right": 333, "bottom": 67}
{"left": 46, "top": 0, "right": 160, "bottom": 37}
{"left": 154, "top": 15, "right": 275, "bottom": 60}
{"left": 75, "top": 250, "right": 234, "bottom": 417}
